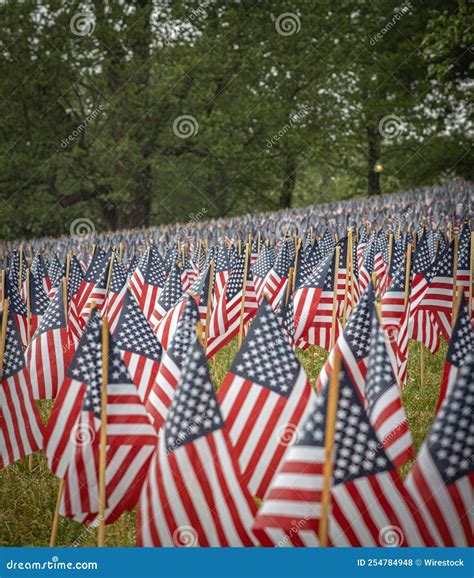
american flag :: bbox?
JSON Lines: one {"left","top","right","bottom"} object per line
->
{"left": 253, "top": 244, "right": 274, "bottom": 302}
{"left": 405, "top": 355, "right": 473, "bottom": 546}
{"left": 419, "top": 241, "right": 455, "bottom": 341}
{"left": 137, "top": 338, "right": 265, "bottom": 547}
{"left": 103, "top": 260, "right": 128, "bottom": 333}
{"left": 59, "top": 328, "right": 157, "bottom": 525}
{"left": 253, "top": 360, "right": 435, "bottom": 547}
{"left": 75, "top": 248, "right": 107, "bottom": 315}
{"left": 219, "top": 298, "right": 315, "bottom": 498}
{"left": 146, "top": 296, "right": 199, "bottom": 431}
{"left": 113, "top": 290, "right": 162, "bottom": 405}
{"left": 150, "top": 262, "right": 183, "bottom": 327}
{"left": 48, "top": 254, "right": 63, "bottom": 290}
{"left": 456, "top": 225, "right": 471, "bottom": 310}
{"left": 315, "top": 283, "right": 413, "bottom": 468}
{"left": 380, "top": 261, "right": 407, "bottom": 330}
{"left": 30, "top": 252, "right": 51, "bottom": 293}
{"left": 436, "top": 296, "right": 473, "bottom": 412}
{"left": 4, "top": 276, "right": 28, "bottom": 348}
{"left": 212, "top": 245, "right": 231, "bottom": 307}
{"left": 0, "top": 303, "right": 43, "bottom": 469}
{"left": 294, "top": 241, "right": 320, "bottom": 289}
{"left": 260, "top": 241, "right": 291, "bottom": 310}
{"left": 129, "top": 246, "right": 167, "bottom": 323}
{"left": 207, "top": 251, "right": 257, "bottom": 358}
{"left": 365, "top": 311, "right": 414, "bottom": 467}
{"left": 26, "top": 283, "right": 74, "bottom": 399}
{"left": 293, "top": 251, "right": 337, "bottom": 349}
{"left": 27, "top": 271, "right": 50, "bottom": 339}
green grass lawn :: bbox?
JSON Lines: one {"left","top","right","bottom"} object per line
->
{"left": 0, "top": 340, "right": 446, "bottom": 547}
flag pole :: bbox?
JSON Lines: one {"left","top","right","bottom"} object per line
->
{"left": 237, "top": 243, "right": 250, "bottom": 349}
{"left": 25, "top": 270, "right": 34, "bottom": 470}
{"left": 18, "top": 246, "right": 23, "bottom": 291}
{"left": 203, "top": 260, "right": 215, "bottom": 352}
{"left": 98, "top": 315, "right": 109, "bottom": 547}
{"left": 319, "top": 351, "right": 342, "bottom": 547}
{"left": 49, "top": 478, "right": 65, "bottom": 547}
{"left": 0, "top": 299, "right": 10, "bottom": 381}
{"left": 330, "top": 246, "right": 340, "bottom": 350}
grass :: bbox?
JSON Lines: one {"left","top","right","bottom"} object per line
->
{"left": 0, "top": 339, "right": 446, "bottom": 547}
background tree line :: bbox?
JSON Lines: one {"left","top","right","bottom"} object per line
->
{"left": 0, "top": 0, "right": 472, "bottom": 239}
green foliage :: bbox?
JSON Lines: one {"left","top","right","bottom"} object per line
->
{"left": 0, "top": 1, "right": 471, "bottom": 239}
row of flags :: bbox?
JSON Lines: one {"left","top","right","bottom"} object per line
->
{"left": 0, "top": 182, "right": 472, "bottom": 547}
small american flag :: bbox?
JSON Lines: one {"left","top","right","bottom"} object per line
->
{"left": 138, "top": 338, "right": 263, "bottom": 546}
{"left": 405, "top": 355, "right": 473, "bottom": 546}
{"left": 0, "top": 304, "right": 43, "bottom": 469}
{"left": 26, "top": 284, "right": 74, "bottom": 399}
{"left": 254, "top": 361, "right": 434, "bottom": 546}
{"left": 219, "top": 298, "right": 315, "bottom": 498}
{"left": 113, "top": 290, "right": 163, "bottom": 406}
{"left": 436, "top": 296, "right": 473, "bottom": 412}
{"left": 146, "top": 296, "right": 199, "bottom": 430}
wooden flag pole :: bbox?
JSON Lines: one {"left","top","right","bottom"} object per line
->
{"left": 452, "top": 233, "right": 459, "bottom": 327}
{"left": 0, "top": 299, "right": 10, "bottom": 381}
{"left": 420, "top": 341, "right": 425, "bottom": 388}
{"left": 203, "top": 260, "right": 215, "bottom": 353}
{"left": 330, "top": 246, "right": 340, "bottom": 350}
{"left": 118, "top": 243, "right": 123, "bottom": 263}
{"left": 25, "top": 270, "right": 34, "bottom": 470}
{"left": 18, "top": 246, "right": 23, "bottom": 291}
{"left": 319, "top": 352, "right": 342, "bottom": 547}
{"left": 105, "top": 251, "right": 116, "bottom": 297}
{"left": 286, "top": 266, "right": 294, "bottom": 306}
{"left": 98, "top": 316, "right": 109, "bottom": 547}
{"left": 237, "top": 243, "right": 250, "bottom": 349}
{"left": 49, "top": 478, "right": 65, "bottom": 547}
{"left": 26, "top": 269, "right": 31, "bottom": 347}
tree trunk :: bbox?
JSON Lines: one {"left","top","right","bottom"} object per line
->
{"left": 367, "top": 126, "right": 381, "bottom": 196}
{"left": 279, "top": 153, "right": 297, "bottom": 209}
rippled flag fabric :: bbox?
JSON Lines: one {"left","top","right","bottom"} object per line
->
{"left": 146, "top": 296, "right": 199, "bottom": 431}
{"left": 253, "top": 360, "right": 434, "bottom": 547}
{"left": 405, "top": 356, "right": 473, "bottom": 546}
{"left": 26, "top": 285, "right": 74, "bottom": 399}
{"left": 436, "top": 296, "right": 474, "bottom": 413}
{"left": 113, "top": 290, "right": 162, "bottom": 406}
{"left": 219, "top": 298, "right": 315, "bottom": 498}
{"left": 0, "top": 305, "right": 43, "bottom": 469}
{"left": 138, "top": 338, "right": 267, "bottom": 547}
